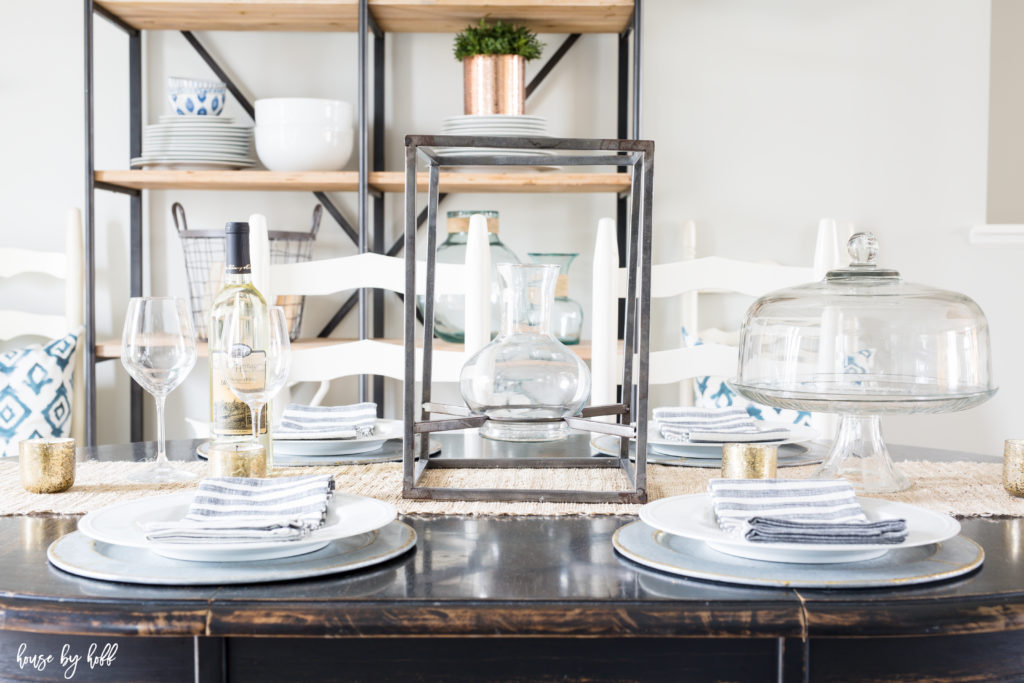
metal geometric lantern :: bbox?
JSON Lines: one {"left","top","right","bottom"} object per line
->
{"left": 402, "top": 135, "right": 654, "bottom": 504}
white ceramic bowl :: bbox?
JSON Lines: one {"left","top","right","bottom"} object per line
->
{"left": 254, "top": 98, "right": 354, "bottom": 128}
{"left": 168, "top": 77, "right": 226, "bottom": 116}
{"left": 254, "top": 125, "right": 354, "bottom": 171}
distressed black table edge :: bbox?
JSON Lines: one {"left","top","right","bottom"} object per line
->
{"left": 1, "top": 439, "right": 1023, "bottom": 682}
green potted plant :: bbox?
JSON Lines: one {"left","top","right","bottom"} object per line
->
{"left": 454, "top": 19, "right": 544, "bottom": 115}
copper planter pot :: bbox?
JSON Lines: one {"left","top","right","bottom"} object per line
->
{"left": 463, "top": 54, "right": 525, "bottom": 115}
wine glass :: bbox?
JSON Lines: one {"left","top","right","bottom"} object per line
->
{"left": 120, "top": 297, "right": 198, "bottom": 482}
{"left": 220, "top": 306, "right": 291, "bottom": 445}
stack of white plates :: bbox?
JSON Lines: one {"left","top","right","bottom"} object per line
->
{"left": 132, "top": 115, "right": 255, "bottom": 170}
{"left": 48, "top": 491, "right": 416, "bottom": 585}
{"left": 440, "top": 114, "right": 551, "bottom": 161}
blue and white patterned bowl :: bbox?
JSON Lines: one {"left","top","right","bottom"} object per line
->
{"left": 168, "top": 77, "right": 226, "bottom": 116}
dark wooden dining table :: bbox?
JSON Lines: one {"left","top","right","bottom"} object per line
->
{"left": 0, "top": 438, "right": 1022, "bottom": 682}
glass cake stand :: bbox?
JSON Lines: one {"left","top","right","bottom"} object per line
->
{"left": 731, "top": 382, "right": 996, "bottom": 493}
{"left": 733, "top": 233, "right": 996, "bottom": 493}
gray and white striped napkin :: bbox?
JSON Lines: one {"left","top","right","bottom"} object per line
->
{"left": 707, "top": 478, "right": 908, "bottom": 544}
{"left": 143, "top": 475, "right": 336, "bottom": 544}
{"left": 653, "top": 406, "right": 790, "bottom": 443}
{"left": 275, "top": 402, "right": 377, "bottom": 440}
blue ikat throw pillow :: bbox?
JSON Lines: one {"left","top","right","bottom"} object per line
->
{"left": 0, "top": 330, "right": 80, "bottom": 457}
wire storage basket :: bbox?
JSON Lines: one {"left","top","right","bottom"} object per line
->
{"left": 172, "top": 202, "right": 321, "bottom": 341}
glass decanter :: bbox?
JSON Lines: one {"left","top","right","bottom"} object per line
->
{"left": 460, "top": 263, "right": 591, "bottom": 442}
{"left": 420, "top": 210, "right": 520, "bottom": 343}
{"left": 528, "top": 252, "right": 584, "bottom": 345}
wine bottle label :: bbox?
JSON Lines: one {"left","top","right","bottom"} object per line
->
{"left": 211, "top": 351, "right": 268, "bottom": 436}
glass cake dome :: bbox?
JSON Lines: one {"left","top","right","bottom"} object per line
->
{"left": 732, "top": 232, "right": 996, "bottom": 492}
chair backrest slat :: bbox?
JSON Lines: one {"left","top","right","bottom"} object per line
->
{"left": 250, "top": 213, "right": 492, "bottom": 410}
{"left": 592, "top": 218, "right": 844, "bottom": 437}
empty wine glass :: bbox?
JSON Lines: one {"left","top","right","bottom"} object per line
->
{"left": 220, "top": 306, "right": 291, "bottom": 446}
{"left": 120, "top": 297, "right": 198, "bottom": 482}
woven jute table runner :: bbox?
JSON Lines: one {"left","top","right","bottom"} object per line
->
{"left": 0, "top": 459, "right": 1017, "bottom": 518}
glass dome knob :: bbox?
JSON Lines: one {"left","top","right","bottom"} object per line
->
{"left": 848, "top": 232, "right": 879, "bottom": 266}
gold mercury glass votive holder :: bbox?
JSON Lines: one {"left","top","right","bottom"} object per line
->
{"left": 19, "top": 438, "right": 76, "bottom": 493}
{"left": 1003, "top": 440, "right": 1024, "bottom": 497}
{"left": 207, "top": 442, "right": 267, "bottom": 478}
{"left": 721, "top": 443, "right": 778, "bottom": 479}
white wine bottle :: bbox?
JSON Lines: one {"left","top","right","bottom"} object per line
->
{"left": 208, "top": 221, "right": 273, "bottom": 465}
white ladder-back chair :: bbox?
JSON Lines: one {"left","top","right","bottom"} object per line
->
{"left": 250, "top": 213, "right": 492, "bottom": 409}
{"left": 0, "top": 209, "right": 85, "bottom": 444}
{"left": 591, "top": 218, "right": 845, "bottom": 428}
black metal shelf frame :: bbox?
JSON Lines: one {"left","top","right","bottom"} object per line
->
{"left": 83, "top": 0, "right": 643, "bottom": 446}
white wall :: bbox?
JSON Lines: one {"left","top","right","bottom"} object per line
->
{"left": 2, "top": 0, "right": 1004, "bottom": 456}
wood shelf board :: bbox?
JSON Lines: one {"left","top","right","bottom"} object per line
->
{"left": 95, "top": 170, "right": 361, "bottom": 192}
{"left": 377, "top": 171, "right": 630, "bottom": 193}
{"left": 371, "top": 1, "right": 634, "bottom": 33}
{"left": 96, "top": 337, "right": 596, "bottom": 360}
{"left": 95, "top": 0, "right": 633, "bottom": 33}
{"left": 95, "top": 169, "right": 630, "bottom": 193}
{"left": 96, "top": 0, "right": 360, "bottom": 31}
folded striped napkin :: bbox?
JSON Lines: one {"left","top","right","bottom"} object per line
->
{"left": 143, "top": 475, "right": 335, "bottom": 544}
{"left": 652, "top": 406, "right": 789, "bottom": 443}
{"left": 275, "top": 402, "right": 377, "bottom": 440}
{"left": 707, "top": 478, "right": 908, "bottom": 545}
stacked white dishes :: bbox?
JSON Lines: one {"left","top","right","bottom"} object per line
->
{"left": 48, "top": 490, "right": 415, "bottom": 585}
{"left": 133, "top": 115, "right": 255, "bottom": 169}
{"left": 612, "top": 494, "right": 978, "bottom": 589}
{"left": 76, "top": 491, "right": 397, "bottom": 562}
{"left": 441, "top": 114, "right": 551, "bottom": 163}
{"left": 255, "top": 98, "right": 354, "bottom": 171}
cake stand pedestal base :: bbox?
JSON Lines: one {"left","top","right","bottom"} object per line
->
{"left": 811, "top": 414, "right": 910, "bottom": 493}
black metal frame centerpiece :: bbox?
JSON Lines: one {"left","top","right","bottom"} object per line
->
{"left": 402, "top": 135, "right": 654, "bottom": 503}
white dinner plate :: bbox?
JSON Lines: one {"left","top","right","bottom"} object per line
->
{"left": 443, "top": 115, "right": 547, "bottom": 123}
{"left": 142, "top": 146, "right": 251, "bottom": 154}
{"left": 638, "top": 493, "right": 961, "bottom": 564}
{"left": 133, "top": 152, "right": 254, "bottom": 160}
{"left": 159, "top": 114, "right": 238, "bottom": 123}
{"left": 589, "top": 423, "right": 816, "bottom": 459}
{"left": 273, "top": 418, "right": 405, "bottom": 456}
{"left": 589, "top": 434, "right": 818, "bottom": 468}
{"left": 442, "top": 125, "right": 547, "bottom": 132}
{"left": 647, "top": 421, "right": 815, "bottom": 448}
{"left": 78, "top": 490, "right": 397, "bottom": 563}
{"left": 145, "top": 129, "right": 252, "bottom": 137}
{"left": 50, "top": 521, "right": 416, "bottom": 586}
{"left": 196, "top": 436, "right": 442, "bottom": 464}
{"left": 132, "top": 162, "right": 255, "bottom": 170}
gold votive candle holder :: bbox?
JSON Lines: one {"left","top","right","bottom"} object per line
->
{"left": 19, "top": 438, "right": 76, "bottom": 493}
{"left": 1003, "top": 440, "right": 1024, "bottom": 497}
{"left": 721, "top": 443, "right": 778, "bottom": 479}
{"left": 207, "top": 442, "right": 267, "bottom": 478}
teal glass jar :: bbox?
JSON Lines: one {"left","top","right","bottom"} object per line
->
{"left": 527, "top": 252, "right": 583, "bottom": 345}
{"left": 421, "top": 211, "right": 519, "bottom": 343}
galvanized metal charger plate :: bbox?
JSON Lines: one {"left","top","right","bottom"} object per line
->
{"left": 591, "top": 435, "right": 821, "bottom": 468}
{"left": 197, "top": 439, "right": 441, "bottom": 466}
{"left": 613, "top": 521, "right": 984, "bottom": 588}
{"left": 48, "top": 520, "right": 416, "bottom": 586}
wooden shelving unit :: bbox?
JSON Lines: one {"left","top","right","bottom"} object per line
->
{"left": 95, "top": 170, "right": 631, "bottom": 194}
{"left": 94, "top": 0, "right": 635, "bottom": 33}
{"left": 86, "top": 0, "right": 641, "bottom": 443}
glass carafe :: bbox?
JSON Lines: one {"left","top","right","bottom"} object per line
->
{"left": 528, "top": 252, "right": 583, "bottom": 345}
{"left": 421, "top": 211, "right": 519, "bottom": 343}
{"left": 460, "top": 263, "right": 591, "bottom": 442}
